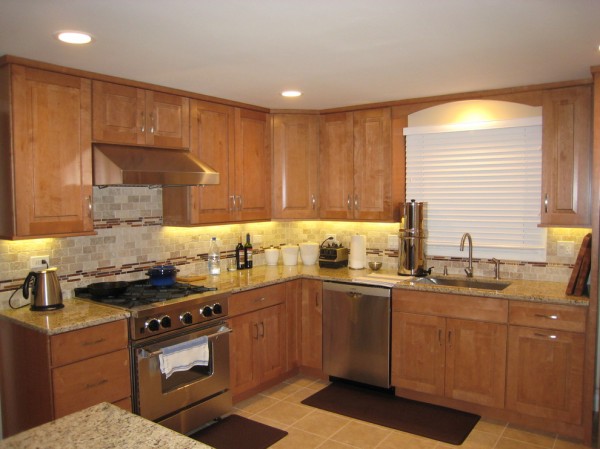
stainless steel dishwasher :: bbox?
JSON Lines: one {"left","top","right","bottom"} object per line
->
{"left": 322, "top": 281, "right": 391, "bottom": 389}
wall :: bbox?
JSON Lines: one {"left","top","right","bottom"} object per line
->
{"left": 0, "top": 187, "right": 589, "bottom": 309}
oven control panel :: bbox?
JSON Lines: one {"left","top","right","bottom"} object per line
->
{"left": 132, "top": 293, "right": 229, "bottom": 340}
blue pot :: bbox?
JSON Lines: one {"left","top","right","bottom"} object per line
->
{"left": 146, "top": 265, "right": 179, "bottom": 287}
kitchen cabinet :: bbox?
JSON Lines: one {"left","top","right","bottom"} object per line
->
{"left": 0, "top": 319, "right": 131, "bottom": 437}
{"left": 272, "top": 114, "right": 320, "bottom": 219}
{"left": 0, "top": 65, "right": 94, "bottom": 239}
{"left": 319, "top": 108, "right": 397, "bottom": 221}
{"left": 228, "top": 284, "right": 286, "bottom": 401}
{"left": 163, "top": 103, "right": 270, "bottom": 224}
{"left": 92, "top": 80, "right": 190, "bottom": 149}
{"left": 506, "top": 301, "right": 586, "bottom": 425}
{"left": 392, "top": 290, "right": 507, "bottom": 408}
{"left": 300, "top": 279, "right": 323, "bottom": 373}
{"left": 540, "top": 85, "right": 592, "bottom": 226}
{"left": 285, "top": 279, "right": 302, "bottom": 371}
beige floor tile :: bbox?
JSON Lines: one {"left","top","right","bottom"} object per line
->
{"left": 292, "top": 410, "right": 352, "bottom": 438}
{"left": 316, "top": 440, "right": 359, "bottom": 449}
{"left": 502, "top": 425, "right": 556, "bottom": 448}
{"left": 247, "top": 413, "right": 292, "bottom": 430}
{"left": 284, "top": 386, "right": 321, "bottom": 403}
{"left": 306, "top": 378, "right": 331, "bottom": 390}
{"left": 473, "top": 417, "right": 507, "bottom": 436}
{"left": 457, "top": 429, "right": 500, "bottom": 449}
{"left": 270, "top": 427, "right": 326, "bottom": 449}
{"left": 261, "top": 381, "right": 304, "bottom": 400}
{"left": 495, "top": 437, "right": 552, "bottom": 449}
{"left": 554, "top": 438, "right": 593, "bottom": 449}
{"left": 330, "top": 420, "right": 392, "bottom": 449}
{"left": 257, "top": 400, "right": 313, "bottom": 426}
{"left": 377, "top": 431, "right": 438, "bottom": 449}
{"left": 233, "top": 394, "right": 280, "bottom": 415}
{"left": 284, "top": 374, "right": 322, "bottom": 388}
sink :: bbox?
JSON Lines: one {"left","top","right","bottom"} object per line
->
{"left": 413, "top": 277, "right": 511, "bottom": 291}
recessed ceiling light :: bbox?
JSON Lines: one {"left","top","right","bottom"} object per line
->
{"left": 54, "top": 30, "right": 94, "bottom": 45}
{"left": 281, "top": 90, "right": 302, "bottom": 98}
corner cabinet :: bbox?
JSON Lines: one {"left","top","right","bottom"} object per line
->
{"left": 163, "top": 103, "right": 270, "bottom": 225}
{"left": 0, "top": 65, "right": 94, "bottom": 239}
{"left": 92, "top": 80, "right": 190, "bottom": 149}
{"left": 0, "top": 319, "right": 131, "bottom": 437}
{"left": 540, "top": 85, "right": 592, "bottom": 226}
{"left": 272, "top": 114, "right": 320, "bottom": 219}
{"left": 319, "top": 108, "right": 401, "bottom": 221}
{"left": 300, "top": 279, "right": 323, "bottom": 373}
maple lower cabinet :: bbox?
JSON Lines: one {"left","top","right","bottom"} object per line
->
{"left": 540, "top": 85, "right": 592, "bottom": 226}
{"left": 92, "top": 80, "right": 190, "bottom": 149}
{"left": 272, "top": 114, "right": 320, "bottom": 219}
{"left": 319, "top": 108, "right": 397, "bottom": 221}
{"left": 506, "top": 301, "right": 586, "bottom": 425}
{"left": 228, "top": 284, "right": 286, "bottom": 401}
{"left": 392, "top": 290, "right": 507, "bottom": 408}
{"left": 300, "top": 279, "right": 323, "bottom": 372}
{"left": 0, "top": 319, "right": 131, "bottom": 437}
{"left": 0, "top": 64, "right": 94, "bottom": 239}
{"left": 163, "top": 104, "right": 270, "bottom": 224}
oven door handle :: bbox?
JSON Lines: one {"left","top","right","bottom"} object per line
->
{"left": 139, "top": 326, "right": 233, "bottom": 359}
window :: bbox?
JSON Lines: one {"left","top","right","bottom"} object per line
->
{"left": 404, "top": 117, "right": 546, "bottom": 261}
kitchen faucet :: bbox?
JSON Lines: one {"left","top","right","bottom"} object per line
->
{"left": 460, "top": 233, "right": 474, "bottom": 277}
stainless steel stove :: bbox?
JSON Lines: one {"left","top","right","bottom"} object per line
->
{"left": 75, "top": 279, "right": 232, "bottom": 435}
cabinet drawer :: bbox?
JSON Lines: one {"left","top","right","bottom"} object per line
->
{"left": 229, "top": 284, "right": 286, "bottom": 317}
{"left": 52, "top": 348, "right": 131, "bottom": 418}
{"left": 509, "top": 301, "right": 586, "bottom": 332}
{"left": 50, "top": 320, "right": 128, "bottom": 367}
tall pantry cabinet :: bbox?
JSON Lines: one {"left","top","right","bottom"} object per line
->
{"left": 0, "top": 64, "right": 94, "bottom": 239}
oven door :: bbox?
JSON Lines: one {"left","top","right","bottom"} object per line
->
{"left": 133, "top": 321, "right": 231, "bottom": 423}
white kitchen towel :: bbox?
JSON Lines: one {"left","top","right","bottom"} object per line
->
{"left": 159, "top": 336, "right": 209, "bottom": 379}
{"left": 349, "top": 234, "right": 366, "bottom": 269}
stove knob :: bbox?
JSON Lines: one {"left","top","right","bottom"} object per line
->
{"left": 145, "top": 318, "right": 160, "bottom": 332}
{"left": 212, "top": 303, "right": 223, "bottom": 315}
{"left": 160, "top": 316, "right": 172, "bottom": 328}
{"left": 201, "top": 306, "right": 213, "bottom": 317}
{"left": 180, "top": 312, "right": 193, "bottom": 325}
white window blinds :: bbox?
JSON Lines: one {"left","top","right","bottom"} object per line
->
{"left": 404, "top": 117, "right": 546, "bottom": 262}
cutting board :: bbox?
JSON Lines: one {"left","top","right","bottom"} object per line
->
{"left": 176, "top": 275, "right": 207, "bottom": 282}
{"left": 566, "top": 233, "right": 592, "bottom": 296}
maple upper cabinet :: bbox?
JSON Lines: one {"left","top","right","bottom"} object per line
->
{"left": 540, "top": 85, "right": 592, "bottom": 227}
{"left": 92, "top": 80, "right": 190, "bottom": 149}
{"left": 163, "top": 104, "right": 270, "bottom": 224}
{"left": 320, "top": 107, "right": 398, "bottom": 221}
{"left": 272, "top": 114, "right": 319, "bottom": 219}
{"left": 0, "top": 65, "right": 94, "bottom": 239}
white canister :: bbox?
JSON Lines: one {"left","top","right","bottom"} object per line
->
{"left": 281, "top": 245, "right": 299, "bottom": 266}
{"left": 299, "top": 242, "right": 319, "bottom": 265}
{"left": 264, "top": 247, "right": 280, "bottom": 266}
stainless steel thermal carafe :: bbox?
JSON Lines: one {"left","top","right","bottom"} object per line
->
{"left": 398, "top": 200, "right": 428, "bottom": 276}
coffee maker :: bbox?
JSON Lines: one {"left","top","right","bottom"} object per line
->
{"left": 398, "top": 200, "right": 430, "bottom": 276}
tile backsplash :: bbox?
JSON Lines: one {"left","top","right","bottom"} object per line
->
{"left": 0, "top": 187, "right": 589, "bottom": 308}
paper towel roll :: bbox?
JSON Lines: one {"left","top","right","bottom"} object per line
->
{"left": 349, "top": 235, "right": 366, "bottom": 269}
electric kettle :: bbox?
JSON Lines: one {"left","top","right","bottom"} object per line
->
{"left": 22, "top": 267, "right": 64, "bottom": 311}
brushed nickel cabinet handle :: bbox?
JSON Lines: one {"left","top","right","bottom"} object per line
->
{"left": 534, "top": 314, "right": 558, "bottom": 320}
{"left": 141, "top": 111, "right": 145, "bottom": 133}
{"left": 83, "top": 337, "right": 106, "bottom": 346}
{"left": 253, "top": 323, "right": 259, "bottom": 339}
{"left": 347, "top": 194, "right": 352, "bottom": 211}
{"left": 312, "top": 194, "right": 316, "bottom": 210}
{"left": 544, "top": 194, "right": 548, "bottom": 213}
{"left": 354, "top": 195, "right": 359, "bottom": 211}
{"left": 534, "top": 332, "right": 558, "bottom": 340}
{"left": 150, "top": 112, "right": 155, "bottom": 134}
{"left": 229, "top": 195, "right": 236, "bottom": 212}
{"left": 238, "top": 195, "right": 243, "bottom": 211}
{"left": 85, "top": 378, "right": 108, "bottom": 389}
{"left": 259, "top": 322, "right": 265, "bottom": 338}
{"left": 86, "top": 196, "right": 92, "bottom": 218}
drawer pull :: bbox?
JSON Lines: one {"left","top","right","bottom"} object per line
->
{"left": 254, "top": 297, "right": 266, "bottom": 302}
{"left": 534, "top": 314, "right": 559, "bottom": 320}
{"left": 534, "top": 332, "right": 557, "bottom": 340}
{"left": 83, "top": 338, "right": 106, "bottom": 346}
{"left": 85, "top": 378, "right": 108, "bottom": 389}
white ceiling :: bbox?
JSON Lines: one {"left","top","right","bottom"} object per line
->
{"left": 1, "top": 0, "right": 599, "bottom": 110}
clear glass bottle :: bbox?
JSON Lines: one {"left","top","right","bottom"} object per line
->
{"left": 208, "top": 237, "right": 221, "bottom": 275}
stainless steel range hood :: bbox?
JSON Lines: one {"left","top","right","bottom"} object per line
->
{"left": 93, "top": 144, "right": 219, "bottom": 187}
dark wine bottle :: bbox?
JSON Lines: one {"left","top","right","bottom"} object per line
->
{"left": 244, "top": 233, "right": 253, "bottom": 269}
{"left": 236, "top": 236, "right": 245, "bottom": 270}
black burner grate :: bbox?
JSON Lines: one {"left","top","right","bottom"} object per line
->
{"left": 75, "top": 279, "right": 217, "bottom": 309}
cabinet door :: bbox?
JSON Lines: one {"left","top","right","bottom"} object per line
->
{"left": 319, "top": 112, "right": 354, "bottom": 219}
{"left": 285, "top": 280, "right": 302, "bottom": 371}
{"left": 445, "top": 318, "right": 506, "bottom": 408}
{"left": 506, "top": 326, "right": 585, "bottom": 424}
{"left": 300, "top": 279, "right": 323, "bottom": 370}
{"left": 391, "top": 312, "right": 445, "bottom": 396}
{"left": 229, "top": 312, "right": 261, "bottom": 396}
{"left": 12, "top": 66, "right": 93, "bottom": 237}
{"left": 258, "top": 304, "right": 286, "bottom": 384}
{"left": 235, "top": 108, "right": 271, "bottom": 221}
{"left": 145, "top": 90, "right": 190, "bottom": 148}
{"left": 92, "top": 81, "right": 145, "bottom": 145}
{"left": 541, "top": 85, "right": 592, "bottom": 226}
{"left": 353, "top": 108, "right": 392, "bottom": 220}
{"left": 272, "top": 114, "right": 319, "bottom": 218}
{"left": 163, "top": 100, "right": 235, "bottom": 225}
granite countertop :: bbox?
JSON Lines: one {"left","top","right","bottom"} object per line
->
{"left": 0, "top": 402, "right": 212, "bottom": 449}
{"left": 0, "top": 265, "right": 587, "bottom": 336}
